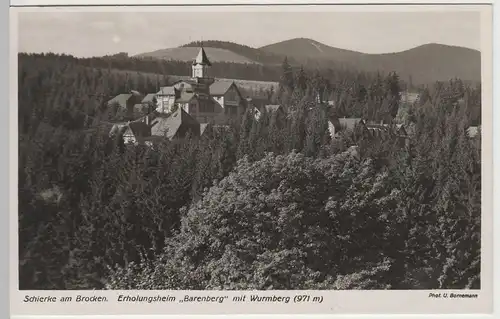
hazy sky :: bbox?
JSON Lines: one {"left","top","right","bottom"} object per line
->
{"left": 16, "top": 9, "right": 481, "bottom": 57}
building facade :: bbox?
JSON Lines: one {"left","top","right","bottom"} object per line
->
{"left": 152, "top": 47, "right": 245, "bottom": 124}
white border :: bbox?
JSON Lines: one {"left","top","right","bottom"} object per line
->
{"left": 9, "top": 0, "right": 495, "bottom": 6}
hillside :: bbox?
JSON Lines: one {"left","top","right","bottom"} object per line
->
{"left": 181, "top": 40, "right": 288, "bottom": 65}
{"left": 260, "top": 38, "right": 481, "bottom": 84}
{"left": 135, "top": 46, "right": 260, "bottom": 65}
{"left": 260, "top": 37, "right": 365, "bottom": 62}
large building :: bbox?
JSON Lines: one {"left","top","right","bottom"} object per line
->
{"left": 155, "top": 47, "right": 246, "bottom": 124}
{"left": 106, "top": 47, "right": 279, "bottom": 146}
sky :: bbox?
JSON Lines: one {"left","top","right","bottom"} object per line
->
{"left": 16, "top": 9, "right": 482, "bottom": 58}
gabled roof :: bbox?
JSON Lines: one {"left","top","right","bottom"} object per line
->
{"left": 107, "top": 94, "right": 133, "bottom": 108}
{"left": 150, "top": 108, "right": 200, "bottom": 139}
{"left": 157, "top": 86, "right": 176, "bottom": 96}
{"left": 194, "top": 47, "right": 212, "bottom": 66}
{"left": 209, "top": 81, "right": 235, "bottom": 96}
{"left": 142, "top": 93, "right": 157, "bottom": 103}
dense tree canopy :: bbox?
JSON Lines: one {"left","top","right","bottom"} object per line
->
{"left": 18, "top": 53, "right": 481, "bottom": 290}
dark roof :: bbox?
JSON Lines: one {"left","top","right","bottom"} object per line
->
{"left": 107, "top": 94, "right": 133, "bottom": 108}
{"left": 125, "top": 121, "right": 151, "bottom": 138}
{"left": 150, "top": 108, "right": 200, "bottom": 139}
{"left": 142, "top": 93, "right": 157, "bottom": 103}
{"left": 209, "top": 81, "right": 234, "bottom": 96}
{"left": 194, "top": 47, "right": 212, "bottom": 66}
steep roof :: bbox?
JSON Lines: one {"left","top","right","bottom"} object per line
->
{"left": 124, "top": 121, "right": 151, "bottom": 138}
{"left": 107, "top": 94, "right": 133, "bottom": 109}
{"left": 150, "top": 108, "right": 200, "bottom": 139}
{"left": 194, "top": 47, "right": 212, "bottom": 66}
{"left": 209, "top": 81, "right": 235, "bottom": 96}
{"left": 142, "top": 93, "right": 157, "bottom": 103}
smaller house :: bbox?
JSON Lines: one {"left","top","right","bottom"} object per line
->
{"left": 150, "top": 107, "right": 201, "bottom": 140}
{"left": 210, "top": 81, "right": 246, "bottom": 118}
{"left": 122, "top": 121, "right": 152, "bottom": 145}
{"left": 327, "top": 117, "right": 366, "bottom": 138}
{"left": 108, "top": 118, "right": 154, "bottom": 146}
{"left": 107, "top": 93, "right": 144, "bottom": 119}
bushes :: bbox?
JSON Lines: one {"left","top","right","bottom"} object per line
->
{"left": 106, "top": 152, "right": 406, "bottom": 290}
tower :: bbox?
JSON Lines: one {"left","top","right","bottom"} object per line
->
{"left": 192, "top": 47, "right": 212, "bottom": 79}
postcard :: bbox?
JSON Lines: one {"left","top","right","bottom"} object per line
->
{"left": 9, "top": 2, "right": 494, "bottom": 316}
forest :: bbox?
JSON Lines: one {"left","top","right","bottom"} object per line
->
{"left": 18, "top": 52, "right": 481, "bottom": 290}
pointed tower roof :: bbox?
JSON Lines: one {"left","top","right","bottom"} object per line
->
{"left": 194, "top": 47, "right": 212, "bottom": 66}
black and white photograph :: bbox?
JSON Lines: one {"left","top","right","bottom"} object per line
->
{"left": 12, "top": 4, "right": 492, "bottom": 308}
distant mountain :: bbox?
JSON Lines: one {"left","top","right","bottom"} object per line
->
{"left": 260, "top": 38, "right": 481, "bottom": 85}
{"left": 260, "top": 38, "right": 365, "bottom": 62}
{"left": 181, "top": 41, "right": 288, "bottom": 65}
{"left": 136, "top": 38, "right": 481, "bottom": 85}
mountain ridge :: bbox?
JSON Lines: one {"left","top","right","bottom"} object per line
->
{"left": 135, "top": 38, "right": 481, "bottom": 85}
